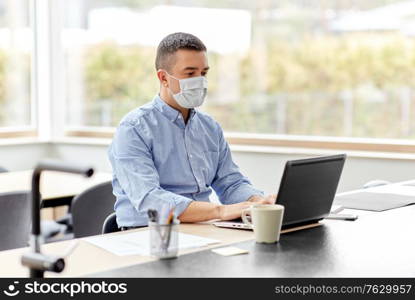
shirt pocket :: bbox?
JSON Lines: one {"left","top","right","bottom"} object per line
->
{"left": 201, "top": 150, "right": 219, "bottom": 184}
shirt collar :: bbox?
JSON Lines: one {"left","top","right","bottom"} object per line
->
{"left": 153, "top": 95, "right": 197, "bottom": 122}
{"left": 189, "top": 108, "right": 196, "bottom": 120}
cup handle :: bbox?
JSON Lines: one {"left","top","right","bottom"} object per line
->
{"left": 241, "top": 208, "right": 252, "bottom": 228}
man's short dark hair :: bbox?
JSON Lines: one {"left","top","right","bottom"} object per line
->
{"left": 155, "top": 32, "right": 207, "bottom": 71}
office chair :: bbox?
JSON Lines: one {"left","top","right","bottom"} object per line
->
{"left": 71, "top": 181, "right": 116, "bottom": 238}
{"left": 102, "top": 212, "right": 120, "bottom": 234}
{"left": 0, "top": 166, "right": 72, "bottom": 242}
{"left": 0, "top": 166, "right": 9, "bottom": 173}
{"left": 44, "top": 181, "right": 116, "bottom": 242}
{"left": 0, "top": 191, "right": 31, "bottom": 251}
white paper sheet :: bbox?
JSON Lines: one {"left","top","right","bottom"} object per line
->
{"left": 369, "top": 185, "right": 415, "bottom": 197}
{"left": 84, "top": 231, "right": 220, "bottom": 256}
{"left": 211, "top": 246, "right": 249, "bottom": 256}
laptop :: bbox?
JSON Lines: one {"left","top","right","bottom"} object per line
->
{"left": 213, "top": 154, "right": 346, "bottom": 230}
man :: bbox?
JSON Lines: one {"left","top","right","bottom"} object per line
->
{"left": 108, "top": 32, "right": 275, "bottom": 229}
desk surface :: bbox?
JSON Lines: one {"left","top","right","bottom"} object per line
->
{"left": 92, "top": 206, "right": 415, "bottom": 277}
{"left": 1, "top": 205, "right": 414, "bottom": 277}
{"left": 0, "top": 170, "right": 112, "bottom": 200}
{"left": 0, "top": 222, "right": 258, "bottom": 277}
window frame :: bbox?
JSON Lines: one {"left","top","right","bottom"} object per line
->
{"left": 64, "top": 126, "right": 415, "bottom": 154}
{"left": 0, "top": 128, "right": 37, "bottom": 138}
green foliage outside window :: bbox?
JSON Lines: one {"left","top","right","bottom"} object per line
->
{"left": 78, "top": 33, "right": 415, "bottom": 139}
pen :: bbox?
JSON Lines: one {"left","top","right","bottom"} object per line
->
{"left": 166, "top": 208, "right": 174, "bottom": 225}
{"left": 163, "top": 208, "right": 175, "bottom": 252}
{"left": 159, "top": 203, "right": 171, "bottom": 225}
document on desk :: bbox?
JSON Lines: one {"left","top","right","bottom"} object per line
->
{"left": 84, "top": 231, "right": 220, "bottom": 256}
{"left": 335, "top": 184, "right": 415, "bottom": 211}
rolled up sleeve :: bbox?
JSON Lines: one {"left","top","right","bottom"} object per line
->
{"left": 211, "top": 124, "right": 264, "bottom": 204}
{"left": 110, "top": 123, "right": 193, "bottom": 218}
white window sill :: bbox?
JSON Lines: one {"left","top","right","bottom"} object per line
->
{"left": 229, "top": 144, "right": 415, "bottom": 161}
{"left": 55, "top": 137, "right": 415, "bottom": 161}
{"left": 0, "top": 137, "right": 49, "bottom": 146}
{"left": 2, "top": 136, "right": 415, "bottom": 161}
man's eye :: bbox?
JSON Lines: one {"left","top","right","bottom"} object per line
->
{"left": 187, "top": 73, "right": 194, "bottom": 76}
{"left": 201, "top": 72, "right": 207, "bottom": 76}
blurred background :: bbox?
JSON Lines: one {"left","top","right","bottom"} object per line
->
{"left": 2, "top": 0, "right": 415, "bottom": 194}
{"left": 2, "top": 0, "right": 415, "bottom": 137}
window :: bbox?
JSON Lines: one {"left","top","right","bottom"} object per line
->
{"left": 0, "top": 0, "right": 32, "bottom": 132}
{"left": 63, "top": 0, "right": 161, "bottom": 128}
{"left": 0, "top": 0, "right": 399, "bottom": 153}
{"left": 62, "top": 0, "right": 415, "bottom": 142}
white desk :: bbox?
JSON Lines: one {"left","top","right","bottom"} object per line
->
{"left": 0, "top": 170, "right": 112, "bottom": 200}
{"left": 0, "top": 170, "right": 112, "bottom": 219}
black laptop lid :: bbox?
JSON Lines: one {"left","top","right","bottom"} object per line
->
{"left": 276, "top": 154, "right": 346, "bottom": 227}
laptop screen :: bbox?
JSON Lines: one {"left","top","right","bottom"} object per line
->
{"left": 276, "top": 154, "right": 346, "bottom": 226}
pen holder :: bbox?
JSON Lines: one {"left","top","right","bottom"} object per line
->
{"left": 149, "top": 221, "right": 179, "bottom": 259}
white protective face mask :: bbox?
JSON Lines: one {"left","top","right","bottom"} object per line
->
{"left": 166, "top": 72, "right": 208, "bottom": 108}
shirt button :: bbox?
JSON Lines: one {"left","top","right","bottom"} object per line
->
{"left": 189, "top": 154, "right": 193, "bottom": 158}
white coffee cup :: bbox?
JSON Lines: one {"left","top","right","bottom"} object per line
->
{"left": 242, "top": 204, "right": 285, "bottom": 243}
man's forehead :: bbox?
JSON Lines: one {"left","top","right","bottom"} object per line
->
{"left": 172, "top": 50, "right": 208, "bottom": 69}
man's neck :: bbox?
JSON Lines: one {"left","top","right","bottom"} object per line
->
{"left": 159, "top": 89, "right": 189, "bottom": 122}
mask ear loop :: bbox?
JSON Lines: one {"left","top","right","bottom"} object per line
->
{"left": 163, "top": 70, "right": 181, "bottom": 97}
{"left": 165, "top": 70, "right": 179, "bottom": 81}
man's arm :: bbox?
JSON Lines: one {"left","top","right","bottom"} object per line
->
{"left": 110, "top": 123, "right": 193, "bottom": 220}
{"left": 211, "top": 123, "right": 266, "bottom": 204}
{"left": 110, "top": 122, "right": 265, "bottom": 223}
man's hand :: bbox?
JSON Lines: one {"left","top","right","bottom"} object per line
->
{"left": 247, "top": 194, "right": 277, "bottom": 205}
{"left": 217, "top": 201, "right": 252, "bottom": 221}
{"left": 180, "top": 194, "right": 278, "bottom": 223}
{"left": 217, "top": 194, "right": 277, "bottom": 221}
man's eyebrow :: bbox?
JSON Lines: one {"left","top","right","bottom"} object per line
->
{"left": 183, "top": 67, "right": 198, "bottom": 71}
{"left": 182, "top": 66, "right": 210, "bottom": 71}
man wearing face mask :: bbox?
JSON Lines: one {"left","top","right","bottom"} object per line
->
{"left": 108, "top": 32, "right": 275, "bottom": 229}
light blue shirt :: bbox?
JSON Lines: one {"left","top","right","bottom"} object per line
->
{"left": 108, "top": 95, "right": 263, "bottom": 227}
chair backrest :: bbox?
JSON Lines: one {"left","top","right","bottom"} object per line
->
{"left": 0, "top": 191, "right": 31, "bottom": 251}
{"left": 102, "top": 212, "right": 119, "bottom": 234}
{"left": 71, "top": 181, "right": 116, "bottom": 238}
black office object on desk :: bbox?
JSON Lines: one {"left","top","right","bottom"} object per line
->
{"left": 215, "top": 154, "right": 347, "bottom": 230}
{"left": 276, "top": 154, "right": 346, "bottom": 228}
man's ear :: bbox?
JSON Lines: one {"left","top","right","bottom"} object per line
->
{"left": 157, "top": 69, "right": 168, "bottom": 87}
